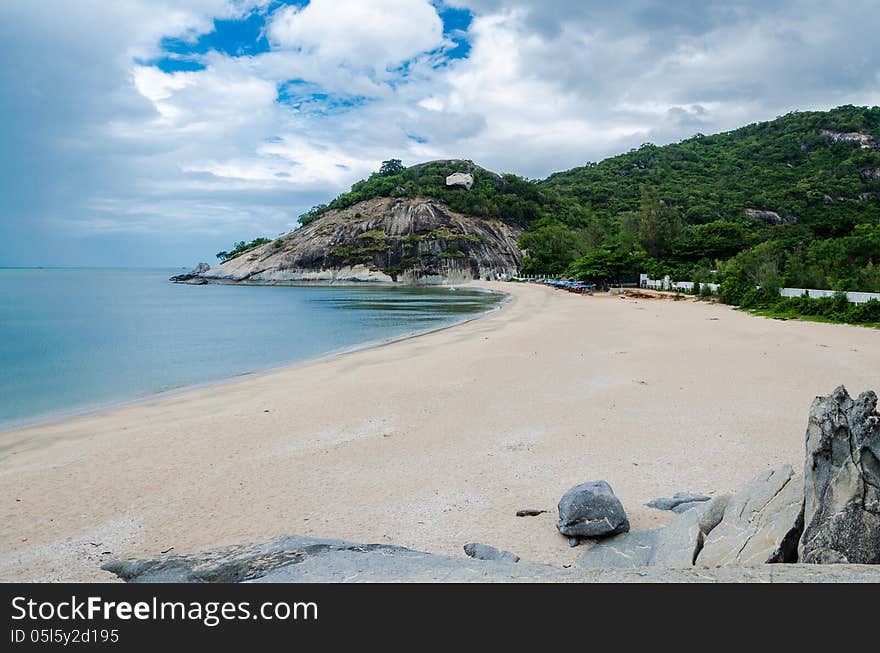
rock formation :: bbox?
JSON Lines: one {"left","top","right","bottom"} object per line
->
{"left": 556, "top": 481, "right": 630, "bottom": 544}
{"left": 819, "top": 129, "right": 877, "bottom": 149}
{"left": 577, "top": 495, "right": 728, "bottom": 569}
{"left": 463, "top": 542, "right": 520, "bottom": 563}
{"left": 860, "top": 167, "right": 880, "bottom": 181}
{"left": 174, "top": 197, "right": 523, "bottom": 285}
{"left": 169, "top": 262, "right": 210, "bottom": 284}
{"left": 651, "top": 495, "right": 729, "bottom": 567}
{"left": 799, "top": 386, "right": 880, "bottom": 564}
{"left": 646, "top": 492, "right": 710, "bottom": 511}
{"left": 696, "top": 465, "right": 804, "bottom": 566}
{"left": 575, "top": 530, "right": 659, "bottom": 568}
{"left": 446, "top": 172, "right": 474, "bottom": 190}
{"left": 745, "top": 208, "right": 797, "bottom": 225}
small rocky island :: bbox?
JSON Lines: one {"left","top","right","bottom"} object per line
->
{"left": 173, "top": 162, "right": 524, "bottom": 285}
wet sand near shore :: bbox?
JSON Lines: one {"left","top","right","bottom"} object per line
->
{"left": 2, "top": 282, "right": 878, "bottom": 581}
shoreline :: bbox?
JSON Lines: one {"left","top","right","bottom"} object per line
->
{"left": 2, "top": 281, "right": 879, "bottom": 582}
{"left": 0, "top": 285, "right": 509, "bottom": 435}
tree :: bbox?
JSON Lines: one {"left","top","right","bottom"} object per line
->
{"left": 519, "top": 224, "right": 588, "bottom": 275}
{"left": 637, "top": 187, "right": 681, "bottom": 258}
{"left": 379, "top": 159, "right": 405, "bottom": 176}
{"left": 567, "top": 243, "right": 643, "bottom": 284}
{"left": 215, "top": 237, "right": 271, "bottom": 262}
{"left": 674, "top": 221, "right": 751, "bottom": 260}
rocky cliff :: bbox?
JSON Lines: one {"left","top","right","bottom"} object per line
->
{"left": 180, "top": 196, "right": 523, "bottom": 285}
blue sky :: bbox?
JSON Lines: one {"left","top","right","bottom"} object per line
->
{"left": 1, "top": 0, "right": 879, "bottom": 267}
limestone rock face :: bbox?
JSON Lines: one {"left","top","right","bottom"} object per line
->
{"left": 186, "top": 197, "right": 523, "bottom": 285}
{"left": 799, "top": 386, "right": 880, "bottom": 564}
{"left": 556, "top": 481, "right": 630, "bottom": 541}
{"left": 696, "top": 466, "right": 804, "bottom": 566}
{"left": 860, "top": 167, "right": 880, "bottom": 181}
{"left": 445, "top": 172, "right": 474, "bottom": 190}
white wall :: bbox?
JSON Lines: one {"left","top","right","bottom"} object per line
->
{"left": 779, "top": 288, "right": 880, "bottom": 305}
{"left": 640, "top": 274, "right": 880, "bottom": 304}
{"left": 639, "top": 274, "right": 719, "bottom": 293}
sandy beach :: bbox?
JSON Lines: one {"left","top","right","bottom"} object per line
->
{"left": 2, "top": 282, "right": 879, "bottom": 582}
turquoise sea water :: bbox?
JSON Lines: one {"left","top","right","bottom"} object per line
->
{"left": 0, "top": 268, "right": 502, "bottom": 428}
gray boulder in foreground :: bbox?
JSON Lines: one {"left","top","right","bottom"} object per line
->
{"left": 646, "top": 492, "right": 711, "bottom": 511}
{"left": 697, "top": 465, "right": 804, "bottom": 566}
{"left": 800, "top": 386, "right": 880, "bottom": 564}
{"left": 463, "top": 542, "right": 519, "bottom": 563}
{"left": 557, "top": 481, "right": 630, "bottom": 543}
{"left": 101, "top": 536, "right": 880, "bottom": 583}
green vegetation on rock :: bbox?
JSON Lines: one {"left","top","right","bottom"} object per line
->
{"left": 216, "top": 238, "right": 272, "bottom": 262}
{"left": 297, "top": 159, "right": 578, "bottom": 229}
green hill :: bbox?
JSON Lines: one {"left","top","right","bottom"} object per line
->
{"left": 286, "top": 105, "right": 880, "bottom": 294}
{"left": 537, "top": 105, "right": 880, "bottom": 290}
{"left": 297, "top": 158, "right": 566, "bottom": 229}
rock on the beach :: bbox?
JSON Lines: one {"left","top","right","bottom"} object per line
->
{"left": 463, "top": 543, "right": 519, "bottom": 563}
{"left": 799, "top": 386, "right": 880, "bottom": 564}
{"left": 516, "top": 508, "right": 547, "bottom": 517}
{"left": 556, "top": 481, "right": 630, "bottom": 542}
{"left": 697, "top": 465, "right": 804, "bottom": 566}
{"left": 672, "top": 501, "right": 707, "bottom": 514}
{"left": 649, "top": 495, "right": 730, "bottom": 567}
{"left": 646, "top": 492, "right": 711, "bottom": 511}
{"left": 576, "top": 530, "right": 659, "bottom": 568}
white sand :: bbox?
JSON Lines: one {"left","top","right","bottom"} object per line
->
{"left": 1, "top": 282, "right": 878, "bottom": 581}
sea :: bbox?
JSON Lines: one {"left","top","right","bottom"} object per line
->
{"left": 0, "top": 268, "right": 502, "bottom": 429}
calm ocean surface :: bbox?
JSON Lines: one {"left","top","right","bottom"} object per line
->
{"left": 0, "top": 268, "right": 502, "bottom": 428}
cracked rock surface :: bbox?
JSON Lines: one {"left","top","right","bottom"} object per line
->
{"left": 696, "top": 465, "right": 804, "bottom": 566}
{"left": 800, "top": 386, "right": 880, "bottom": 564}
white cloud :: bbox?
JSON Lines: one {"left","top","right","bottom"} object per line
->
{"left": 266, "top": 0, "right": 445, "bottom": 74}
{"left": 1, "top": 0, "right": 879, "bottom": 266}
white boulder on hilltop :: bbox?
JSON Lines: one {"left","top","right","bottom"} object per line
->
{"left": 446, "top": 172, "right": 474, "bottom": 190}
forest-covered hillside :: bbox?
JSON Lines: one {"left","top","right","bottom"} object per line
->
{"left": 285, "top": 105, "right": 880, "bottom": 296}
{"left": 537, "top": 105, "right": 880, "bottom": 295}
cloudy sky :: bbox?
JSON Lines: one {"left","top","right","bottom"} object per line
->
{"left": 2, "top": 0, "right": 879, "bottom": 267}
